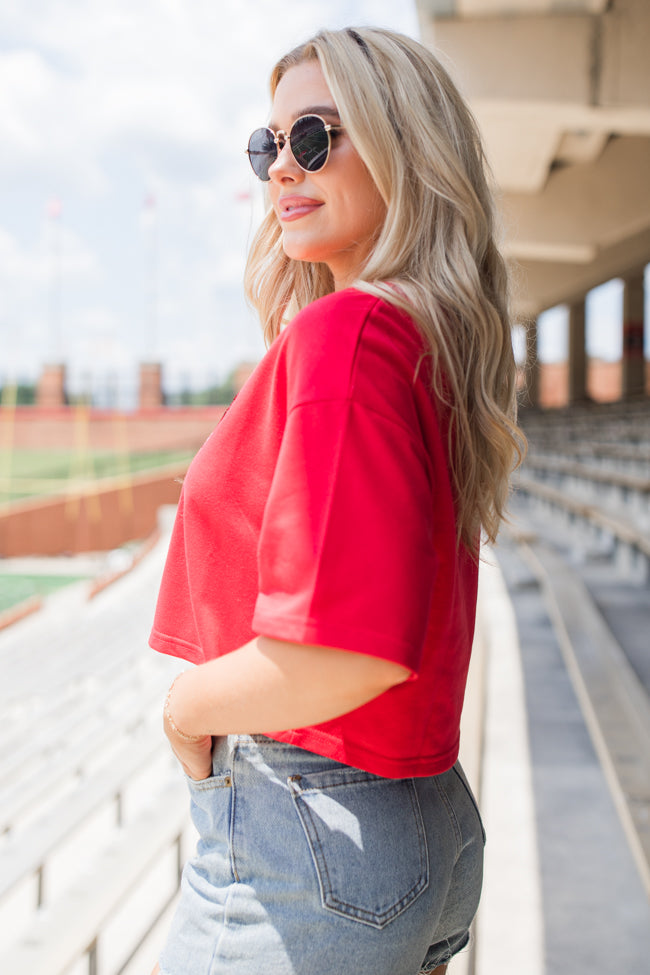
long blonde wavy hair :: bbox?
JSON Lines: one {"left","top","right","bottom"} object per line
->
{"left": 245, "top": 26, "right": 525, "bottom": 548}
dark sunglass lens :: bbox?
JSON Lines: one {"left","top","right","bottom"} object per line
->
{"left": 290, "top": 116, "right": 330, "bottom": 172}
{"left": 247, "top": 127, "right": 276, "bottom": 180}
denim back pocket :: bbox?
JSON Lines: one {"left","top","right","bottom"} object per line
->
{"left": 288, "top": 766, "right": 429, "bottom": 929}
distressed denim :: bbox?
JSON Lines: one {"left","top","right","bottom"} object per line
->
{"left": 159, "top": 735, "right": 484, "bottom": 975}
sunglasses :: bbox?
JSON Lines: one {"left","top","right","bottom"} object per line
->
{"left": 246, "top": 114, "right": 344, "bottom": 181}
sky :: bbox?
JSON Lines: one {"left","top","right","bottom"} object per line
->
{"left": 0, "top": 0, "right": 420, "bottom": 404}
{"left": 0, "top": 1, "right": 646, "bottom": 406}
{"left": 536, "top": 272, "right": 650, "bottom": 366}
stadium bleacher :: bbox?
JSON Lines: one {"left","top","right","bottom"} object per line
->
{"left": 1, "top": 398, "right": 650, "bottom": 975}
{"left": 0, "top": 509, "right": 195, "bottom": 975}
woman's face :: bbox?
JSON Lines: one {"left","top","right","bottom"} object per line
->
{"left": 267, "top": 60, "right": 386, "bottom": 289}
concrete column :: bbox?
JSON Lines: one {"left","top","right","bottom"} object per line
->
{"left": 138, "top": 362, "right": 163, "bottom": 409}
{"left": 568, "top": 299, "right": 587, "bottom": 404}
{"left": 37, "top": 363, "right": 66, "bottom": 408}
{"left": 621, "top": 271, "right": 646, "bottom": 399}
{"left": 524, "top": 318, "right": 540, "bottom": 407}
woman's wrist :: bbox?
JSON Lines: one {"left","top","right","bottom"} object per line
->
{"left": 164, "top": 672, "right": 207, "bottom": 742}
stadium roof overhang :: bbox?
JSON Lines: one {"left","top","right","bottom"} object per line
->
{"left": 415, "top": 0, "right": 650, "bottom": 319}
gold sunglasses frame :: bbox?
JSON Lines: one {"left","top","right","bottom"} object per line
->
{"left": 246, "top": 114, "right": 345, "bottom": 180}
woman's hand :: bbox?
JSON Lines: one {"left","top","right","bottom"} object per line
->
{"left": 164, "top": 722, "right": 213, "bottom": 781}
{"left": 162, "top": 638, "right": 410, "bottom": 777}
{"left": 163, "top": 673, "right": 214, "bottom": 781}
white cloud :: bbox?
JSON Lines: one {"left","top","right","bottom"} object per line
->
{"left": 0, "top": 0, "right": 420, "bottom": 397}
{"left": 0, "top": 51, "right": 50, "bottom": 160}
{"left": 0, "top": 222, "right": 98, "bottom": 308}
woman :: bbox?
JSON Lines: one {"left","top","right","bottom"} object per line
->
{"left": 150, "top": 26, "right": 523, "bottom": 975}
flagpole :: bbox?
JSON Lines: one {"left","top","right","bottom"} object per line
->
{"left": 143, "top": 194, "right": 158, "bottom": 357}
{"left": 140, "top": 193, "right": 163, "bottom": 407}
{"left": 47, "top": 198, "right": 63, "bottom": 362}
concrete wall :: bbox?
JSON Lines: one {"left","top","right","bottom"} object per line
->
{"left": 416, "top": 0, "right": 650, "bottom": 324}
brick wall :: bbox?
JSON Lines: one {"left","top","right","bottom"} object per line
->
{"left": 537, "top": 359, "right": 646, "bottom": 407}
{"left": 0, "top": 406, "right": 228, "bottom": 556}
{"left": 0, "top": 463, "right": 187, "bottom": 556}
{"left": 3, "top": 406, "right": 226, "bottom": 452}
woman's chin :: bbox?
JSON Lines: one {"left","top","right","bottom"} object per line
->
{"left": 282, "top": 241, "right": 317, "bottom": 264}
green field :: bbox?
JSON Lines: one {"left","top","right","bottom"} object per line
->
{"left": 0, "top": 574, "right": 87, "bottom": 614}
{"left": 0, "top": 448, "right": 194, "bottom": 504}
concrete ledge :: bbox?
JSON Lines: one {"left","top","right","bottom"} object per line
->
{"left": 88, "top": 528, "right": 162, "bottom": 599}
{"left": 0, "top": 595, "right": 43, "bottom": 633}
{"left": 473, "top": 554, "right": 544, "bottom": 975}
{"left": 516, "top": 539, "right": 650, "bottom": 897}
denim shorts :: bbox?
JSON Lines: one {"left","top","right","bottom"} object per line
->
{"left": 159, "top": 735, "right": 485, "bottom": 975}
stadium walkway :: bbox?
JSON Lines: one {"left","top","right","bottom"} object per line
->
{"left": 475, "top": 540, "right": 650, "bottom": 975}
{"left": 1, "top": 514, "right": 649, "bottom": 974}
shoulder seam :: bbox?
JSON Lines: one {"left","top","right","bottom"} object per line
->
{"left": 345, "top": 292, "right": 386, "bottom": 399}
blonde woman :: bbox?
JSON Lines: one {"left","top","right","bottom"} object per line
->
{"left": 150, "top": 26, "right": 523, "bottom": 975}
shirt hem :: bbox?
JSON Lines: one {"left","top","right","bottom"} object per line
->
{"left": 265, "top": 726, "right": 459, "bottom": 779}
{"left": 149, "top": 630, "right": 204, "bottom": 665}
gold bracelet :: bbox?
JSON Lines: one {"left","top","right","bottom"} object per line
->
{"left": 164, "top": 674, "right": 204, "bottom": 743}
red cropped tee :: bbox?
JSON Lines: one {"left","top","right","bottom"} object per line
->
{"left": 150, "top": 288, "right": 478, "bottom": 778}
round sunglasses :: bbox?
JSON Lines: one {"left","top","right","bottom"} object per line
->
{"left": 246, "top": 114, "right": 344, "bottom": 182}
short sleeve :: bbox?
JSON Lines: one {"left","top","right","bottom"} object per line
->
{"left": 252, "top": 394, "right": 437, "bottom": 674}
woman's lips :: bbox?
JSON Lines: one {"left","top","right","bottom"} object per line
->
{"left": 278, "top": 197, "right": 323, "bottom": 221}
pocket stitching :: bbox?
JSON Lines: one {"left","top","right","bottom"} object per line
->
{"left": 289, "top": 774, "right": 429, "bottom": 929}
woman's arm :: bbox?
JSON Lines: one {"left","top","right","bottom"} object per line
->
{"left": 164, "top": 637, "right": 411, "bottom": 780}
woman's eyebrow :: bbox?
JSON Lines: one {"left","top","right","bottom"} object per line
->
{"left": 268, "top": 105, "right": 341, "bottom": 130}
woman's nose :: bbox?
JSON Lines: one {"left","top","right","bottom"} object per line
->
{"left": 268, "top": 141, "right": 302, "bottom": 182}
